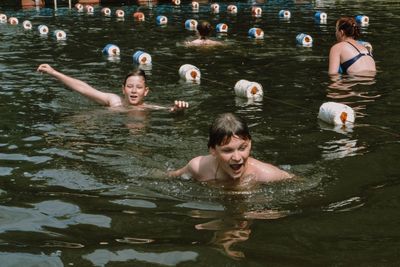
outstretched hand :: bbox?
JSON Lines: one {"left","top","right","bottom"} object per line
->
{"left": 170, "top": 100, "right": 189, "bottom": 112}
{"left": 37, "top": 64, "right": 55, "bottom": 75}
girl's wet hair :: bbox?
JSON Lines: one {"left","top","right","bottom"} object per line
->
{"left": 337, "top": 17, "right": 361, "bottom": 39}
{"left": 123, "top": 69, "right": 147, "bottom": 86}
{"left": 208, "top": 113, "right": 251, "bottom": 148}
{"left": 197, "top": 20, "right": 212, "bottom": 39}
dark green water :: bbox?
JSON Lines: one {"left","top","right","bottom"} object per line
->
{"left": 0, "top": 0, "right": 399, "bottom": 266}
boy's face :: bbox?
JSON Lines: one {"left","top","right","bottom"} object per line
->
{"left": 122, "top": 76, "right": 149, "bottom": 106}
{"left": 210, "top": 136, "right": 251, "bottom": 180}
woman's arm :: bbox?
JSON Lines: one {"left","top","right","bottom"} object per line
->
{"left": 328, "top": 44, "right": 341, "bottom": 75}
{"left": 37, "top": 64, "right": 122, "bottom": 107}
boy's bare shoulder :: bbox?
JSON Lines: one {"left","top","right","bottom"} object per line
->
{"left": 248, "top": 158, "right": 293, "bottom": 183}
{"left": 188, "top": 155, "right": 216, "bottom": 181}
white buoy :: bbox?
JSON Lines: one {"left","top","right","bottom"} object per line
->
{"left": 234, "top": 80, "right": 264, "bottom": 99}
{"left": 191, "top": 1, "right": 199, "bottom": 10}
{"left": 22, "top": 20, "right": 32, "bottom": 30}
{"left": 355, "top": 15, "right": 369, "bottom": 26}
{"left": 75, "top": 3, "right": 84, "bottom": 12}
{"left": 38, "top": 25, "right": 49, "bottom": 35}
{"left": 172, "top": 0, "right": 181, "bottom": 6}
{"left": 8, "top": 17, "right": 19, "bottom": 25}
{"left": 133, "top": 50, "right": 152, "bottom": 65}
{"left": 185, "top": 19, "right": 198, "bottom": 31}
{"left": 296, "top": 33, "right": 313, "bottom": 46}
{"left": 102, "top": 44, "right": 120, "bottom": 56}
{"left": 156, "top": 15, "right": 168, "bottom": 26}
{"left": 115, "top": 9, "right": 125, "bottom": 18}
{"left": 179, "top": 64, "right": 201, "bottom": 82}
{"left": 227, "top": 5, "right": 237, "bottom": 14}
{"left": 216, "top": 23, "right": 228, "bottom": 33}
{"left": 315, "top": 11, "right": 327, "bottom": 22}
{"left": 278, "top": 10, "right": 291, "bottom": 19}
{"left": 210, "top": 3, "right": 219, "bottom": 14}
{"left": 318, "top": 102, "right": 355, "bottom": 126}
{"left": 248, "top": 27, "right": 264, "bottom": 39}
{"left": 85, "top": 5, "right": 94, "bottom": 14}
{"left": 133, "top": 12, "right": 145, "bottom": 21}
{"left": 101, "top": 7, "right": 111, "bottom": 16}
{"left": 251, "top": 6, "right": 262, "bottom": 17}
{"left": 53, "top": 30, "right": 66, "bottom": 40}
{"left": 0, "top": 14, "right": 7, "bottom": 23}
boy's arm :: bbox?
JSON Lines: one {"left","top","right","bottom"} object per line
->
{"left": 167, "top": 156, "right": 202, "bottom": 178}
{"left": 37, "top": 64, "right": 121, "bottom": 107}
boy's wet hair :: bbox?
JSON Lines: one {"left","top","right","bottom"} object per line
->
{"left": 197, "top": 20, "right": 212, "bottom": 39}
{"left": 337, "top": 17, "right": 361, "bottom": 39}
{"left": 208, "top": 113, "right": 251, "bottom": 148}
{"left": 123, "top": 69, "right": 147, "bottom": 86}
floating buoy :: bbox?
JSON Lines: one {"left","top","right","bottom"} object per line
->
{"left": 172, "top": 0, "right": 181, "bottom": 5}
{"left": 101, "top": 7, "right": 111, "bottom": 16}
{"left": 75, "top": 3, "right": 84, "bottom": 12}
{"left": 53, "top": 30, "right": 67, "bottom": 40}
{"left": 191, "top": 1, "right": 199, "bottom": 10}
{"left": 216, "top": 23, "right": 228, "bottom": 33}
{"left": 179, "top": 64, "right": 201, "bottom": 82}
{"left": 133, "top": 50, "right": 152, "bottom": 65}
{"left": 115, "top": 9, "right": 125, "bottom": 18}
{"left": 357, "top": 40, "right": 373, "bottom": 54}
{"left": 248, "top": 27, "right": 264, "bottom": 39}
{"left": 0, "top": 14, "right": 7, "bottom": 23}
{"left": 8, "top": 17, "right": 19, "bottom": 25}
{"left": 234, "top": 80, "right": 264, "bottom": 99}
{"left": 156, "top": 15, "right": 168, "bottom": 26}
{"left": 210, "top": 3, "right": 219, "bottom": 14}
{"left": 318, "top": 102, "right": 355, "bottom": 126}
{"left": 296, "top": 33, "right": 313, "bottom": 46}
{"left": 22, "top": 20, "right": 32, "bottom": 30}
{"left": 355, "top": 15, "right": 369, "bottom": 26}
{"left": 251, "top": 6, "right": 262, "bottom": 17}
{"left": 133, "top": 12, "right": 145, "bottom": 21}
{"left": 85, "top": 5, "right": 94, "bottom": 14}
{"left": 102, "top": 44, "right": 120, "bottom": 56}
{"left": 185, "top": 19, "right": 198, "bottom": 31}
{"left": 227, "top": 5, "right": 237, "bottom": 14}
{"left": 38, "top": 25, "right": 49, "bottom": 35}
{"left": 314, "top": 11, "right": 327, "bottom": 22}
{"left": 278, "top": 10, "right": 291, "bottom": 19}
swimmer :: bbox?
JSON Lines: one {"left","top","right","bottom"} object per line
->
{"left": 185, "top": 20, "right": 224, "bottom": 47}
{"left": 168, "top": 113, "right": 293, "bottom": 188}
{"left": 37, "top": 64, "right": 189, "bottom": 112}
{"left": 329, "top": 17, "right": 376, "bottom": 75}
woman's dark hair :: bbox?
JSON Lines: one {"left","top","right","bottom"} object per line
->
{"left": 208, "top": 113, "right": 251, "bottom": 148}
{"left": 197, "top": 20, "right": 212, "bottom": 40}
{"left": 123, "top": 69, "right": 147, "bottom": 86}
{"left": 337, "top": 17, "right": 361, "bottom": 39}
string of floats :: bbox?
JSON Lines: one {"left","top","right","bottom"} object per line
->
{"left": 1, "top": 2, "right": 398, "bottom": 138}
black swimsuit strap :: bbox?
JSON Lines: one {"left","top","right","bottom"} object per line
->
{"left": 346, "top": 41, "right": 362, "bottom": 53}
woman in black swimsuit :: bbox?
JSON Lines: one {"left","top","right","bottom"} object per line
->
{"left": 328, "top": 17, "right": 376, "bottom": 75}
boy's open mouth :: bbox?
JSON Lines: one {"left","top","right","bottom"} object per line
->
{"left": 230, "top": 163, "right": 243, "bottom": 171}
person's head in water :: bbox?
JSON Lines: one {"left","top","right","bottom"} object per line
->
{"left": 197, "top": 21, "right": 213, "bottom": 40}
{"left": 122, "top": 68, "right": 149, "bottom": 106}
{"left": 207, "top": 113, "right": 252, "bottom": 149}
{"left": 335, "top": 17, "right": 361, "bottom": 40}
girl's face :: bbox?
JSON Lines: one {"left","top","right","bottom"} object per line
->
{"left": 122, "top": 76, "right": 149, "bottom": 106}
{"left": 211, "top": 136, "right": 251, "bottom": 180}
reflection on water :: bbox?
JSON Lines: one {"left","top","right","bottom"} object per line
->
{"left": 192, "top": 208, "right": 289, "bottom": 260}
{"left": 0, "top": 252, "right": 63, "bottom": 267}
{"left": 83, "top": 248, "right": 198, "bottom": 266}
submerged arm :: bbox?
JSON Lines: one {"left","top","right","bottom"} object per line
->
{"left": 37, "top": 64, "right": 121, "bottom": 107}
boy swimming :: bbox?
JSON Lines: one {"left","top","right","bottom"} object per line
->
{"left": 168, "top": 113, "right": 292, "bottom": 188}
{"left": 37, "top": 64, "right": 189, "bottom": 112}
